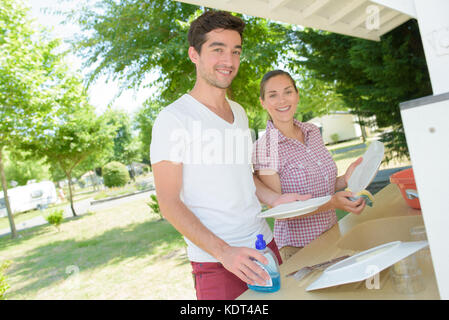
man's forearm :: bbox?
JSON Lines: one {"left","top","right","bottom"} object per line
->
{"left": 158, "top": 198, "right": 229, "bottom": 261}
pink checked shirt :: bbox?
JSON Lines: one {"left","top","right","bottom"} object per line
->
{"left": 253, "top": 119, "right": 338, "bottom": 248}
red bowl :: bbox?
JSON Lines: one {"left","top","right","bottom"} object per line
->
{"left": 390, "top": 168, "right": 421, "bottom": 209}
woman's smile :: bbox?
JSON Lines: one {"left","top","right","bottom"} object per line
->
{"left": 276, "top": 105, "right": 291, "bottom": 112}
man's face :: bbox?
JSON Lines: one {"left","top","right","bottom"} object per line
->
{"left": 189, "top": 29, "right": 242, "bottom": 89}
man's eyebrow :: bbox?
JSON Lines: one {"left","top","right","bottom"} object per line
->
{"left": 208, "top": 42, "right": 226, "bottom": 47}
{"left": 208, "top": 42, "right": 242, "bottom": 50}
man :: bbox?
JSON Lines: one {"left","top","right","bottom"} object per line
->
{"left": 150, "top": 10, "right": 308, "bottom": 300}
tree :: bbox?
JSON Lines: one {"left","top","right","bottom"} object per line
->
{"left": 286, "top": 19, "right": 432, "bottom": 160}
{"left": 3, "top": 150, "right": 51, "bottom": 186}
{"left": 103, "top": 108, "right": 141, "bottom": 165}
{"left": 25, "top": 73, "right": 116, "bottom": 216}
{"left": 134, "top": 101, "right": 163, "bottom": 166}
{"left": 67, "top": 0, "right": 292, "bottom": 141}
{"left": 0, "top": 0, "right": 61, "bottom": 238}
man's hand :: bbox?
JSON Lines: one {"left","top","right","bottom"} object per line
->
{"left": 218, "top": 245, "right": 271, "bottom": 286}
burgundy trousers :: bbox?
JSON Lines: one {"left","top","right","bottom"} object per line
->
{"left": 190, "top": 240, "right": 282, "bottom": 300}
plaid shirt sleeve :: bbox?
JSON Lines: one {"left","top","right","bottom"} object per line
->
{"left": 252, "top": 130, "right": 281, "bottom": 172}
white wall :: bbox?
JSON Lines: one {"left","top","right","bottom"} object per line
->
{"left": 308, "top": 113, "right": 361, "bottom": 144}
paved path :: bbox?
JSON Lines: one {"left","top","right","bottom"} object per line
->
{"left": 367, "top": 166, "right": 411, "bottom": 195}
{"left": 0, "top": 190, "right": 156, "bottom": 238}
{"left": 330, "top": 143, "right": 367, "bottom": 155}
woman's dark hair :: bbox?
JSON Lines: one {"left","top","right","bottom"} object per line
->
{"left": 260, "top": 70, "right": 298, "bottom": 100}
{"left": 188, "top": 10, "right": 245, "bottom": 54}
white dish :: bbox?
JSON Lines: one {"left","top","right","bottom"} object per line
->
{"left": 306, "top": 240, "right": 429, "bottom": 291}
{"left": 347, "top": 141, "right": 384, "bottom": 194}
{"left": 257, "top": 196, "right": 332, "bottom": 219}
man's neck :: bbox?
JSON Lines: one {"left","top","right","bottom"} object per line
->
{"left": 189, "top": 81, "right": 229, "bottom": 111}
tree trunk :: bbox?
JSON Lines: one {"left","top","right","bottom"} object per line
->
{"left": 354, "top": 107, "right": 367, "bottom": 143}
{"left": 358, "top": 114, "right": 367, "bottom": 143}
{"left": 0, "top": 148, "right": 17, "bottom": 238}
{"left": 66, "top": 173, "right": 77, "bottom": 217}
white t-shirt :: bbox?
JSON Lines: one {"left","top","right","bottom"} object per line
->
{"left": 150, "top": 94, "right": 272, "bottom": 262}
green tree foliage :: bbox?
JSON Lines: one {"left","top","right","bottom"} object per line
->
{"left": 103, "top": 108, "right": 141, "bottom": 165}
{"left": 103, "top": 161, "right": 130, "bottom": 187}
{"left": 70, "top": 0, "right": 198, "bottom": 96}
{"left": 25, "top": 73, "right": 116, "bottom": 216}
{"left": 133, "top": 101, "right": 163, "bottom": 165}
{"left": 67, "top": 0, "right": 430, "bottom": 162}
{"left": 3, "top": 150, "right": 51, "bottom": 186}
{"left": 295, "top": 68, "right": 349, "bottom": 121}
{"left": 286, "top": 20, "right": 432, "bottom": 160}
{"left": 0, "top": 0, "right": 62, "bottom": 238}
{"left": 68, "top": 0, "right": 293, "bottom": 143}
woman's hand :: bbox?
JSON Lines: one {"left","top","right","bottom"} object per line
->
{"left": 330, "top": 190, "right": 366, "bottom": 215}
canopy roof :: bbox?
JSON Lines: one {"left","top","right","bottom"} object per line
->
{"left": 177, "top": 0, "right": 414, "bottom": 41}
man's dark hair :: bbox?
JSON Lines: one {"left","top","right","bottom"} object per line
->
{"left": 188, "top": 10, "right": 245, "bottom": 54}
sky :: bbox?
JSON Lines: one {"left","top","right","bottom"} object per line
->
{"left": 28, "top": 0, "right": 157, "bottom": 116}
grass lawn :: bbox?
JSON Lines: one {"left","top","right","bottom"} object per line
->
{"left": 0, "top": 198, "right": 195, "bottom": 300}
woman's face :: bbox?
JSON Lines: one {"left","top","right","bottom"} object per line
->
{"left": 260, "top": 75, "right": 299, "bottom": 124}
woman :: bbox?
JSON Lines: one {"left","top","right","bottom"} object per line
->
{"left": 253, "top": 70, "right": 366, "bottom": 262}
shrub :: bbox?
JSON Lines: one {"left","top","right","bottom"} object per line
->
{"left": 0, "top": 260, "right": 12, "bottom": 300}
{"left": 103, "top": 161, "right": 130, "bottom": 188}
{"left": 147, "top": 194, "right": 163, "bottom": 220}
{"left": 330, "top": 133, "right": 340, "bottom": 144}
{"left": 45, "top": 209, "right": 64, "bottom": 231}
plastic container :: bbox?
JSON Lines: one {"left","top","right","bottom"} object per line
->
{"left": 390, "top": 254, "right": 425, "bottom": 294}
{"left": 390, "top": 168, "right": 421, "bottom": 209}
{"left": 390, "top": 268, "right": 425, "bottom": 294}
{"left": 247, "top": 234, "right": 281, "bottom": 293}
{"left": 410, "top": 225, "right": 432, "bottom": 264}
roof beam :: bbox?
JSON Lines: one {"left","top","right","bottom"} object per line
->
{"left": 269, "top": 0, "right": 291, "bottom": 11}
{"left": 349, "top": 5, "right": 385, "bottom": 30}
{"left": 301, "top": 0, "right": 331, "bottom": 19}
{"left": 328, "top": 0, "right": 366, "bottom": 25}
{"left": 367, "top": 9, "right": 400, "bottom": 32}
{"left": 375, "top": 13, "right": 411, "bottom": 35}
{"left": 370, "top": 0, "right": 416, "bottom": 18}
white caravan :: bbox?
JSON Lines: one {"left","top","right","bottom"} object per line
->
{"left": 0, "top": 181, "right": 58, "bottom": 218}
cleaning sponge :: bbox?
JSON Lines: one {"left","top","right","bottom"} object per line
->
{"left": 346, "top": 188, "right": 374, "bottom": 207}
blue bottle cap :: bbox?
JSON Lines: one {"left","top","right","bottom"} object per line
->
{"left": 255, "top": 234, "right": 266, "bottom": 250}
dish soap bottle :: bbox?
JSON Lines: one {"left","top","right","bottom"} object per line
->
{"left": 247, "top": 234, "right": 281, "bottom": 293}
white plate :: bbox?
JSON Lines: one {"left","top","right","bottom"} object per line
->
{"left": 347, "top": 141, "right": 385, "bottom": 194}
{"left": 257, "top": 196, "right": 332, "bottom": 219}
{"left": 306, "top": 240, "right": 429, "bottom": 291}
